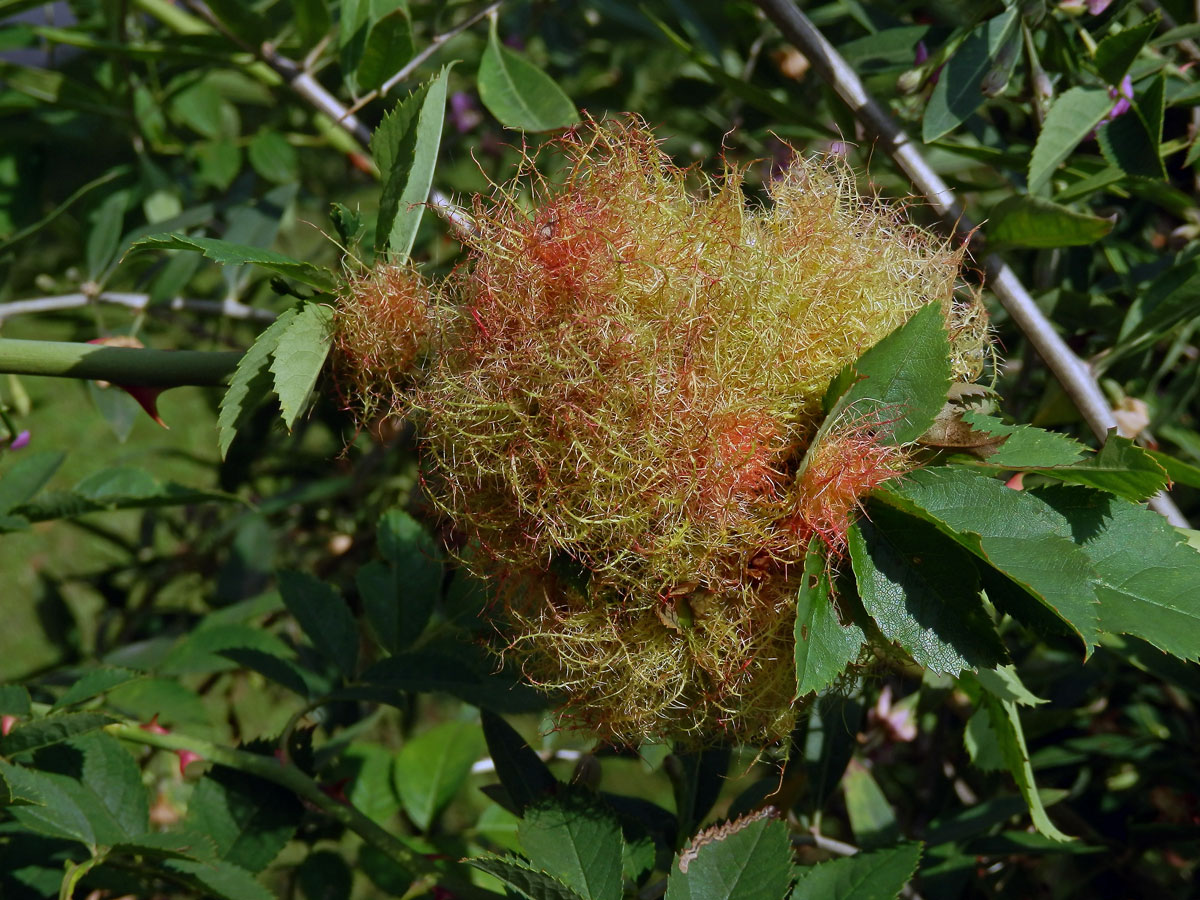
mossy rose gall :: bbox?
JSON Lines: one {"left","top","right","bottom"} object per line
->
{"left": 410, "top": 117, "right": 988, "bottom": 743}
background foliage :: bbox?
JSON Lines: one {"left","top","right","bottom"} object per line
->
{"left": 2, "top": 0, "right": 1200, "bottom": 898}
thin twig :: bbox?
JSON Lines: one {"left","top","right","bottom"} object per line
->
{"left": 0, "top": 292, "right": 277, "bottom": 323}
{"left": 470, "top": 747, "right": 580, "bottom": 775}
{"left": 341, "top": 1, "right": 503, "bottom": 121}
{"left": 178, "top": 0, "right": 474, "bottom": 236}
{"left": 753, "top": 0, "right": 1189, "bottom": 528}
{"left": 793, "top": 829, "right": 861, "bottom": 856}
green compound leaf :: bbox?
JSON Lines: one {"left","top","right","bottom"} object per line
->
{"left": 113, "top": 831, "right": 210, "bottom": 862}
{"left": 875, "top": 467, "right": 1099, "bottom": 651}
{"left": 270, "top": 302, "right": 333, "bottom": 432}
{"left": 964, "top": 706, "right": 1006, "bottom": 771}
{"left": 1039, "top": 435, "right": 1168, "bottom": 502}
{"left": 480, "top": 710, "right": 558, "bottom": 815}
{"left": 0, "top": 450, "right": 64, "bottom": 515}
{"left": 14, "top": 467, "right": 236, "bottom": 525}
{"left": 965, "top": 417, "right": 1168, "bottom": 502}
{"left": 791, "top": 842, "right": 922, "bottom": 900}
{"left": 217, "top": 647, "right": 312, "bottom": 697}
{"left": 202, "top": 0, "right": 269, "bottom": 45}
{"left": 468, "top": 855, "right": 586, "bottom": 900}
{"left": 1, "top": 734, "right": 149, "bottom": 847}
{"left": 0, "top": 712, "right": 116, "bottom": 756}
{"left": 665, "top": 813, "right": 793, "bottom": 900}
{"left": 0, "top": 760, "right": 97, "bottom": 845}
{"left": 1113, "top": 258, "right": 1200, "bottom": 363}
{"left": 52, "top": 667, "right": 143, "bottom": 710}
{"left": 1036, "top": 487, "right": 1200, "bottom": 662}
{"left": 986, "top": 195, "right": 1113, "bottom": 250}
{"left": 1148, "top": 448, "right": 1200, "bottom": 490}
{"left": 843, "top": 758, "right": 900, "bottom": 849}
{"left": 73, "top": 731, "right": 151, "bottom": 842}
{"left": 160, "top": 623, "right": 297, "bottom": 677}
{"left": 975, "top": 665, "right": 1047, "bottom": 707}
{"left": 393, "top": 720, "right": 482, "bottom": 831}
{"left": 357, "top": 7, "right": 414, "bottom": 92}
{"left": 922, "top": 8, "right": 1018, "bottom": 142}
{"left": 217, "top": 307, "right": 298, "bottom": 459}
{"left": 823, "top": 303, "right": 952, "bottom": 447}
{"left": 355, "top": 646, "right": 547, "bottom": 713}
{"left": 186, "top": 765, "right": 303, "bottom": 873}
{"left": 849, "top": 503, "right": 1007, "bottom": 675}
{"left": 292, "top": 0, "right": 331, "bottom": 48}
{"left": 671, "top": 746, "right": 731, "bottom": 839}
{"left": 478, "top": 18, "right": 579, "bottom": 132}
{"left": 277, "top": 569, "right": 358, "bottom": 678}
{"left": 959, "top": 412, "right": 1086, "bottom": 468}
{"left": 131, "top": 234, "right": 337, "bottom": 292}
{"left": 518, "top": 792, "right": 625, "bottom": 900}
{"left": 1028, "top": 87, "right": 1114, "bottom": 193}
{"left": 166, "top": 858, "right": 276, "bottom": 900}
{"left": 1094, "top": 13, "right": 1159, "bottom": 85}
{"left": 976, "top": 684, "right": 1071, "bottom": 842}
{"left": 247, "top": 130, "right": 298, "bottom": 184}
{"left": 334, "top": 742, "right": 401, "bottom": 825}
{"left": 0, "top": 684, "right": 31, "bottom": 717}
{"left": 359, "top": 508, "right": 443, "bottom": 653}
{"left": 372, "top": 65, "right": 452, "bottom": 261}
{"left": 794, "top": 537, "right": 865, "bottom": 697}
{"left": 1097, "top": 106, "right": 1166, "bottom": 181}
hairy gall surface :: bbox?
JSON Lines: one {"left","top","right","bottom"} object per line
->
{"left": 416, "top": 118, "right": 985, "bottom": 743}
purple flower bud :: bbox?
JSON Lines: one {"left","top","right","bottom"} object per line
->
{"left": 827, "top": 140, "right": 849, "bottom": 158}
{"left": 1087, "top": 0, "right": 1114, "bottom": 13}
{"left": 449, "top": 91, "right": 482, "bottom": 134}
{"left": 914, "top": 40, "right": 929, "bottom": 66}
{"left": 8, "top": 430, "right": 30, "bottom": 450}
{"left": 1098, "top": 75, "right": 1135, "bottom": 128}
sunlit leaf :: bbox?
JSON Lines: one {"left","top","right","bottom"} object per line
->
{"left": 923, "top": 9, "right": 1018, "bottom": 142}
{"left": 1028, "top": 88, "right": 1114, "bottom": 192}
{"left": 270, "top": 302, "right": 333, "bottom": 431}
{"left": 478, "top": 19, "right": 578, "bottom": 132}
{"left": 794, "top": 537, "right": 865, "bottom": 696}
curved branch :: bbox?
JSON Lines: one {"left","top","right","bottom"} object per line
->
{"left": 0, "top": 338, "right": 241, "bottom": 387}
{"left": 0, "top": 292, "right": 277, "bottom": 323}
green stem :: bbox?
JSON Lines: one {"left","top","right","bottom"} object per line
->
{"left": 106, "top": 723, "right": 495, "bottom": 900}
{"left": 60, "top": 854, "right": 106, "bottom": 900}
{"left": 0, "top": 339, "right": 241, "bottom": 387}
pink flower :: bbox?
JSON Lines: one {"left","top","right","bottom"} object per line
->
{"left": 868, "top": 685, "right": 917, "bottom": 743}
{"left": 6, "top": 430, "right": 29, "bottom": 450}
{"left": 1103, "top": 75, "right": 1135, "bottom": 123}
{"left": 1088, "top": 76, "right": 1134, "bottom": 140}
{"left": 1060, "top": 0, "right": 1113, "bottom": 14}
